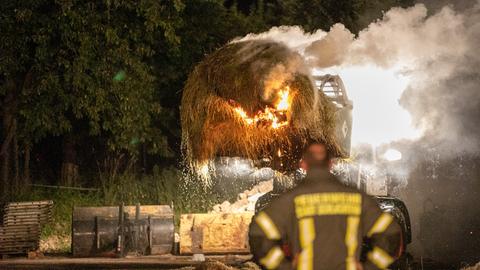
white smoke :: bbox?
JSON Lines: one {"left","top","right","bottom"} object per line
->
{"left": 236, "top": 3, "right": 480, "bottom": 152}
{"left": 236, "top": 2, "right": 480, "bottom": 264}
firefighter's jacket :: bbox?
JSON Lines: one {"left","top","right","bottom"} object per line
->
{"left": 249, "top": 168, "right": 402, "bottom": 270}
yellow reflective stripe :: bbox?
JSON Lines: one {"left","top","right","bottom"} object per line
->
{"left": 295, "top": 193, "right": 362, "bottom": 218}
{"left": 260, "top": 246, "right": 284, "bottom": 269}
{"left": 345, "top": 216, "right": 360, "bottom": 270}
{"left": 367, "top": 246, "right": 394, "bottom": 269}
{"left": 255, "top": 211, "right": 281, "bottom": 240}
{"left": 299, "top": 218, "right": 315, "bottom": 246}
{"left": 297, "top": 218, "right": 315, "bottom": 270}
{"left": 368, "top": 213, "right": 394, "bottom": 237}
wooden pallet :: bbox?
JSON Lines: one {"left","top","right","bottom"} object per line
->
{"left": 0, "top": 200, "right": 53, "bottom": 255}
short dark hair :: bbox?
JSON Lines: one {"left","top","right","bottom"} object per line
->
{"left": 303, "top": 141, "right": 331, "bottom": 161}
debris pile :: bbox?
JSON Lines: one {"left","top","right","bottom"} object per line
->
{"left": 462, "top": 262, "right": 480, "bottom": 270}
{"left": 211, "top": 180, "right": 273, "bottom": 213}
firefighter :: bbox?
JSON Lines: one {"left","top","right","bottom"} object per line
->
{"left": 249, "top": 142, "right": 402, "bottom": 270}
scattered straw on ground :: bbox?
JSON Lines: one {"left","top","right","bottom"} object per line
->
{"left": 39, "top": 234, "right": 71, "bottom": 253}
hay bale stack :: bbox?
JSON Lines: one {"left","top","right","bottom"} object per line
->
{"left": 181, "top": 40, "right": 341, "bottom": 172}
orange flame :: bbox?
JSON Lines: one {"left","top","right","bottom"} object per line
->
{"left": 233, "top": 87, "right": 292, "bottom": 129}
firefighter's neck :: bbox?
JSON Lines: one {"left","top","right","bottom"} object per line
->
{"left": 306, "top": 166, "right": 331, "bottom": 178}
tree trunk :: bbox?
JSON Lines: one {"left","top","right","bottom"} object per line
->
{"left": 60, "top": 134, "right": 78, "bottom": 186}
{"left": 23, "top": 143, "right": 31, "bottom": 189}
{"left": 13, "top": 120, "right": 19, "bottom": 193}
{"left": 1, "top": 142, "right": 10, "bottom": 201}
{"left": 1, "top": 86, "right": 15, "bottom": 201}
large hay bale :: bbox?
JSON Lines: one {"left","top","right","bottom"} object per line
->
{"left": 181, "top": 40, "right": 341, "bottom": 172}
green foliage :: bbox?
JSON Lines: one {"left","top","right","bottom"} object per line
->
{"left": 100, "top": 166, "right": 218, "bottom": 213}
{"left": 355, "top": 0, "right": 415, "bottom": 30}
{"left": 1, "top": 0, "right": 184, "bottom": 155}
{"left": 12, "top": 166, "right": 224, "bottom": 252}
{"left": 258, "top": 0, "right": 365, "bottom": 32}
{"left": 101, "top": 166, "right": 178, "bottom": 205}
{"left": 256, "top": 0, "right": 410, "bottom": 33}
{"left": 14, "top": 187, "right": 102, "bottom": 249}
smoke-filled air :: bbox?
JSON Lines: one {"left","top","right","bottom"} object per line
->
{"left": 236, "top": 1, "right": 480, "bottom": 265}
{"left": 237, "top": 3, "right": 479, "bottom": 150}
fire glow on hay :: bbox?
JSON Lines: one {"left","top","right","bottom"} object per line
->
{"left": 181, "top": 40, "right": 342, "bottom": 179}
{"left": 233, "top": 87, "right": 292, "bottom": 129}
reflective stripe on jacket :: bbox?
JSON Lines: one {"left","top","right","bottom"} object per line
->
{"left": 249, "top": 168, "right": 402, "bottom": 270}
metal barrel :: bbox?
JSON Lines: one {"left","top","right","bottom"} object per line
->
{"left": 72, "top": 204, "right": 174, "bottom": 257}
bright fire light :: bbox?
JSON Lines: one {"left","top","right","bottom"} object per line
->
{"left": 233, "top": 87, "right": 292, "bottom": 129}
{"left": 276, "top": 88, "right": 290, "bottom": 110}
{"left": 316, "top": 64, "right": 422, "bottom": 146}
{"left": 383, "top": 148, "right": 402, "bottom": 161}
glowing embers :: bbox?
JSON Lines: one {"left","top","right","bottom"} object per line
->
{"left": 233, "top": 87, "right": 293, "bottom": 129}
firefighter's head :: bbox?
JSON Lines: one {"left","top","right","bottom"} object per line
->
{"left": 300, "top": 142, "right": 331, "bottom": 172}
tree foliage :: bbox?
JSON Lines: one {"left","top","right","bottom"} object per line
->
{"left": 1, "top": 1, "right": 184, "bottom": 156}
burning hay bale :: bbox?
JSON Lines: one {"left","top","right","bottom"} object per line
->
{"left": 181, "top": 40, "right": 341, "bottom": 174}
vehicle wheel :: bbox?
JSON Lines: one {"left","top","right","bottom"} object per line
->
{"left": 390, "top": 253, "right": 414, "bottom": 270}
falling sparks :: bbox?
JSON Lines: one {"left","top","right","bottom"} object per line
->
{"left": 233, "top": 87, "right": 292, "bottom": 129}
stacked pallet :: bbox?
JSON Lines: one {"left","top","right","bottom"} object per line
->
{"left": 0, "top": 200, "right": 53, "bottom": 255}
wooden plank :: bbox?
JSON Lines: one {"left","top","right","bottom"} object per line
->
{"left": 0, "top": 226, "right": 39, "bottom": 230}
{"left": 3, "top": 216, "right": 49, "bottom": 220}
{"left": 0, "top": 233, "right": 39, "bottom": 239}
{"left": 0, "top": 230, "right": 39, "bottom": 234}
{"left": 3, "top": 222, "right": 47, "bottom": 226}
{"left": 3, "top": 217, "right": 51, "bottom": 222}
{"left": 5, "top": 200, "right": 53, "bottom": 206}
{"left": 0, "top": 229, "right": 40, "bottom": 234}
{"left": 4, "top": 216, "right": 51, "bottom": 221}
{"left": 0, "top": 237, "right": 39, "bottom": 241}
{"left": 0, "top": 228, "right": 40, "bottom": 235}
{"left": 0, "top": 234, "right": 39, "bottom": 237}
{"left": 0, "top": 239, "right": 39, "bottom": 243}
{"left": 0, "top": 240, "right": 39, "bottom": 244}
{"left": 0, "top": 234, "right": 38, "bottom": 238}
{"left": 4, "top": 206, "right": 52, "bottom": 210}
{"left": 0, "top": 227, "right": 40, "bottom": 231}
{"left": 4, "top": 216, "right": 49, "bottom": 220}
{"left": 0, "top": 242, "right": 38, "bottom": 246}
{"left": 4, "top": 209, "right": 52, "bottom": 214}
{"left": 0, "top": 233, "right": 38, "bottom": 237}
{"left": 4, "top": 208, "right": 52, "bottom": 213}
{"left": 179, "top": 212, "right": 254, "bottom": 254}
{"left": 5, "top": 205, "right": 52, "bottom": 209}
{"left": 4, "top": 209, "right": 52, "bottom": 213}
{"left": 5, "top": 206, "right": 51, "bottom": 209}
{"left": 0, "top": 244, "right": 37, "bottom": 250}
{"left": 0, "top": 235, "right": 39, "bottom": 240}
